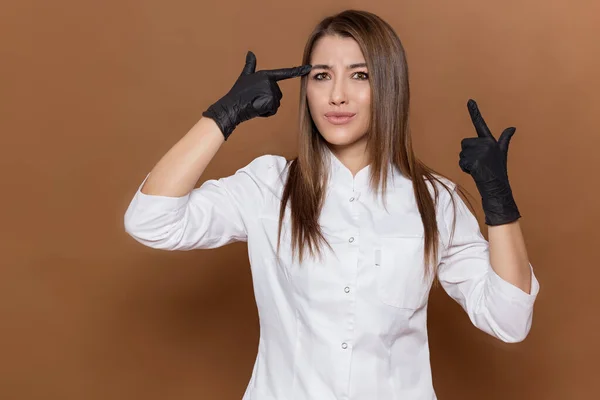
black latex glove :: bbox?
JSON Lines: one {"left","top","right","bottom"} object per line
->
{"left": 202, "top": 51, "right": 312, "bottom": 140}
{"left": 459, "top": 99, "right": 521, "bottom": 226}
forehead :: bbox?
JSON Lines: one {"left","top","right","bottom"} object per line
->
{"left": 310, "top": 35, "right": 365, "bottom": 65}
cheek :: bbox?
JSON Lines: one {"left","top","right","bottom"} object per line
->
{"left": 356, "top": 88, "right": 371, "bottom": 121}
{"left": 306, "top": 85, "right": 324, "bottom": 114}
{"left": 357, "top": 87, "right": 371, "bottom": 108}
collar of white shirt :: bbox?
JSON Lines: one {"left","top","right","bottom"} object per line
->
{"left": 325, "top": 147, "right": 403, "bottom": 191}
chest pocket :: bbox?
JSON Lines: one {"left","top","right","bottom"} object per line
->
{"left": 376, "top": 235, "right": 434, "bottom": 310}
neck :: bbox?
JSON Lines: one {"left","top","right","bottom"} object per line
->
{"left": 328, "top": 138, "right": 370, "bottom": 176}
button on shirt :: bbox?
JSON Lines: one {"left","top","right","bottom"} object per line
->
{"left": 124, "top": 151, "right": 540, "bottom": 400}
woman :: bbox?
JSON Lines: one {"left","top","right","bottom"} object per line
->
{"left": 124, "top": 9, "right": 540, "bottom": 400}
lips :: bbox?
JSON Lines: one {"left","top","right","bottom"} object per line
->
{"left": 325, "top": 111, "right": 355, "bottom": 117}
{"left": 324, "top": 111, "right": 356, "bottom": 125}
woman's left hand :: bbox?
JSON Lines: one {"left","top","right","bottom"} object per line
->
{"left": 459, "top": 99, "right": 522, "bottom": 226}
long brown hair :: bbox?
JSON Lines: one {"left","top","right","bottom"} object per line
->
{"left": 278, "top": 9, "right": 475, "bottom": 281}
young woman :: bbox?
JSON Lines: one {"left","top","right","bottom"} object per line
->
{"left": 124, "top": 9, "right": 540, "bottom": 400}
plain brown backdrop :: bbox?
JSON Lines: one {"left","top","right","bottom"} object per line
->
{"left": 1, "top": 0, "right": 599, "bottom": 399}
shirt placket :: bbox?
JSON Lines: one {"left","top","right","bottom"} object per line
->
{"left": 337, "top": 186, "right": 362, "bottom": 400}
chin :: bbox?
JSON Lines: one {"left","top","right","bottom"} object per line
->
{"left": 319, "top": 129, "right": 366, "bottom": 147}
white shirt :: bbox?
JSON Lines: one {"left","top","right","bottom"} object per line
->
{"left": 124, "top": 150, "right": 540, "bottom": 400}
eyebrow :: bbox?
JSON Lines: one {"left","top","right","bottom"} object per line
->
{"left": 311, "top": 63, "right": 367, "bottom": 70}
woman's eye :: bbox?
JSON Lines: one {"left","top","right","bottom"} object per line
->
{"left": 311, "top": 71, "right": 368, "bottom": 81}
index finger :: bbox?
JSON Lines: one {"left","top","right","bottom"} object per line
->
{"left": 467, "top": 99, "right": 494, "bottom": 139}
{"left": 264, "top": 65, "right": 312, "bottom": 81}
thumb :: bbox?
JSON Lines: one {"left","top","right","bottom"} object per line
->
{"left": 241, "top": 51, "right": 257, "bottom": 75}
{"left": 498, "top": 127, "right": 516, "bottom": 153}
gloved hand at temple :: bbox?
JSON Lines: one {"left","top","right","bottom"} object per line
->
{"left": 202, "top": 51, "right": 312, "bottom": 140}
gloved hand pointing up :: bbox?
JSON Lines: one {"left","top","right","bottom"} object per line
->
{"left": 459, "top": 99, "right": 522, "bottom": 226}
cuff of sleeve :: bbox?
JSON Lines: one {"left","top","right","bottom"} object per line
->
{"left": 132, "top": 173, "right": 191, "bottom": 211}
{"left": 487, "top": 263, "right": 540, "bottom": 306}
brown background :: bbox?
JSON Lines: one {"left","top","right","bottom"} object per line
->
{"left": 1, "top": 0, "right": 599, "bottom": 399}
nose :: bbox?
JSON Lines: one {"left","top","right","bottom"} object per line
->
{"left": 329, "top": 78, "right": 347, "bottom": 106}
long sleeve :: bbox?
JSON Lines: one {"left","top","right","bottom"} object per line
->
{"left": 123, "top": 155, "right": 283, "bottom": 251}
{"left": 436, "top": 183, "right": 540, "bottom": 343}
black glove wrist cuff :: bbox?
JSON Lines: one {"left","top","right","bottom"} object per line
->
{"left": 202, "top": 106, "right": 236, "bottom": 141}
{"left": 481, "top": 194, "right": 521, "bottom": 226}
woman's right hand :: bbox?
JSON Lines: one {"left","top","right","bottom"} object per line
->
{"left": 202, "top": 51, "right": 312, "bottom": 140}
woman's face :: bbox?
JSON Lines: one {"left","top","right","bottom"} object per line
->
{"left": 306, "top": 35, "right": 371, "bottom": 151}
